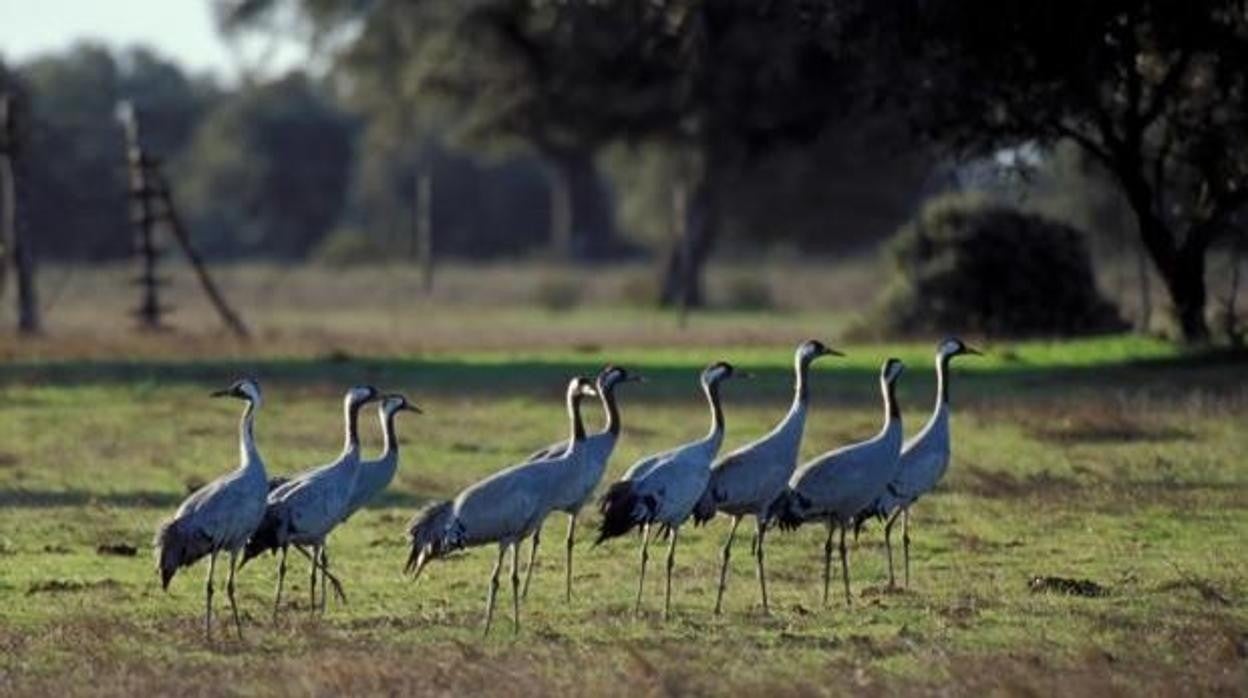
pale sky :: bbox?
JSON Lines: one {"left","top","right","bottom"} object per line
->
{"left": 0, "top": 0, "right": 305, "bottom": 81}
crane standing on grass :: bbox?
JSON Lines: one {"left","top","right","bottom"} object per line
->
{"left": 693, "top": 340, "right": 841, "bottom": 615}
{"left": 154, "top": 378, "right": 268, "bottom": 641}
{"left": 855, "top": 337, "right": 980, "bottom": 588}
{"left": 520, "top": 365, "right": 644, "bottom": 601}
{"left": 770, "top": 359, "right": 906, "bottom": 606}
{"left": 242, "top": 385, "right": 381, "bottom": 619}
{"left": 597, "top": 362, "right": 745, "bottom": 620}
{"left": 405, "top": 377, "right": 598, "bottom": 635}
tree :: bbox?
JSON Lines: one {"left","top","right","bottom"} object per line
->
{"left": 859, "top": 1, "right": 1248, "bottom": 342}
{"left": 176, "top": 72, "right": 355, "bottom": 258}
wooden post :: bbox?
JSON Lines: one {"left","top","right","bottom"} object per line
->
{"left": 1, "top": 93, "right": 41, "bottom": 334}
{"left": 119, "top": 102, "right": 167, "bottom": 330}
{"left": 117, "top": 101, "right": 249, "bottom": 338}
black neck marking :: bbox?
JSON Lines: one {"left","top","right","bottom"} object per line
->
{"left": 706, "top": 380, "right": 724, "bottom": 435}
{"left": 938, "top": 353, "right": 953, "bottom": 405}
{"left": 602, "top": 382, "right": 620, "bottom": 437}
{"left": 345, "top": 401, "right": 364, "bottom": 450}
{"left": 569, "top": 392, "right": 587, "bottom": 443}
{"left": 383, "top": 409, "right": 399, "bottom": 455}
{"left": 885, "top": 377, "right": 900, "bottom": 420}
{"left": 796, "top": 354, "right": 814, "bottom": 403}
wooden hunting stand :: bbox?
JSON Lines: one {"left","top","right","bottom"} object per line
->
{"left": 117, "top": 101, "right": 249, "bottom": 339}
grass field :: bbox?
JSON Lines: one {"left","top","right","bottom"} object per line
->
{"left": 1, "top": 331, "right": 1246, "bottom": 696}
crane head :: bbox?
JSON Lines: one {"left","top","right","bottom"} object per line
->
{"left": 881, "top": 358, "right": 906, "bottom": 384}
{"left": 940, "top": 336, "right": 982, "bottom": 358}
{"left": 381, "top": 393, "right": 422, "bottom": 415}
{"left": 598, "top": 365, "right": 645, "bottom": 391}
{"left": 210, "top": 377, "right": 262, "bottom": 405}
{"left": 703, "top": 361, "right": 750, "bottom": 385}
{"left": 798, "top": 339, "right": 844, "bottom": 363}
{"left": 345, "top": 385, "right": 381, "bottom": 408}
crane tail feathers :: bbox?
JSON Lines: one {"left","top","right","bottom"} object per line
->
{"left": 405, "top": 500, "right": 453, "bottom": 575}
{"left": 595, "top": 481, "right": 652, "bottom": 544}
{"left": 691, "top": 486, "right": 718, "bottom": 526}
{"left": 239, "top": 506, "right": 283, "bottom": 568}
{"left": 766, "top": 489, "right": 806, "bottom": 532}
{"left": 152, "top": 518, "right": 212, "bottom": 590}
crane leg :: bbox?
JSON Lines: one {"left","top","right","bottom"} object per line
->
{"left": 634, "top": 523, "right": 652, "bottom": 616}
{"left": 226, "top": 550, "right": 243, "bottom": 641}
{"left": 510, "top": 541, "right": 522, "bottom": 634}
{"left": 521, "top": 524, "right": 541, "bottom": 600}
{"left": 204, "top": 550, "right": 218, "bottom": 642}
{"left": 839, "top": 524, "right": 852, "bottom": 606}
{"left": 564, "top": 513, "right": 576, "bottom": 604}
{"left": 884, "top": 508, "right": 902, "bottom": 589}
{"left": 902, "top": 507, "right": 911, "bottom": 589}
{"left": 273, "top": 545, "right": 288, "bottom": 623}
{"left": 483, "top": 544, "right": 505, "bottom": 637}
{"left": 308, "top": 544, "right": 320, "bottom": 616}
{"left": 663, "top": 526, "right": 679, "bottom": 622}
{"left": 713, "top": 515, "right": 742, "bottom": 615}
{"left": 294, "top": 545, "right": 346, "bottom": 604}
{"left": 822, "top": 519, "right": 835, "bottom": 607}
{"left": 319, "top": 547, "right": 330, "bottom": 614}
{"left": 754, "top": 517, "right": 770, "bottom": 616}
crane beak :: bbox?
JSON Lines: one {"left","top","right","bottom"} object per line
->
{"left": 628, "top": 374, "right": 647, "bottom": 383}
{"left": 823, "top": 347, "right": 845, "bottom": 357}
{"left": 404, "top": 403, "right": 423, "bottom": 414}
{"left": 963, "top": 346, "right": 983, "bottom": 356}
{"left": 736, "top": 371, "right": 756, "bottom": 380}
{"left": 210, "top": 388, "right": 231, "bottom": 398}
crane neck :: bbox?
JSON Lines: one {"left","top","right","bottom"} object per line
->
{"left": 380, "top": 408, "right": 399, "bottom": 458}
{"left": 238, "top": 399, "right": 261, "bottom": 468}
{"left": 568, "top": 391, "right": 587, "bottom": 445}
{"left": 795, "top": 353, "right": 813, "bottom": 404}
{"left": 882, "top": 376, "right": 901, "bottom": 424}
{"left": 343, "top": 399, "right": 365, "bottom": 455}
{"left": 936, "top": 352, "right": 952, "bottom": 407}
{"left": 703, "top": 379, "right": 725, "bottom": 445}
{"left": 600, "top": 382, "right": 620, "bottom": 437}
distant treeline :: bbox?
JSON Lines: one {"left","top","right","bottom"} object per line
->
{"left": 0, "top": 43, "right": 929, "bottom": 265}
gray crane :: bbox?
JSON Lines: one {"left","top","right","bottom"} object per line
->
{"left": 855, "top": 337, "right": 979, "bottom": 588}
{"left": 154, "top": 377, "right": 268, "bottom": 641}
{"left": 241, "top": 385, "right": 380, "bottom": 619}
{"left": 404, "top": 377, "right": 598, "bottom": 635}
{"left": 694, "top": 339, "right": 841, "bottom": 615}
{"left": 769, "top": 359, "right": 905, "bottom": 606}
{"left": 597, "top": 362, "right": 744, "bottom": 620}
{"left": 520, "top": 365, "right": 644, "bottom": 601}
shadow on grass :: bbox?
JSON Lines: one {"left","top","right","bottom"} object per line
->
{"left": 1, "top": 348, "right": 1245, "bottom": 405}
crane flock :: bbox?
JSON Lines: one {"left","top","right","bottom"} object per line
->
{"left": 154, "top": 338, "right": 978, "bottom": 639}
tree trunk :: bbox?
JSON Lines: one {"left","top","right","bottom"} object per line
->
{"left": 1160, "top": 246, "right": 1209, "bottom": 343}
{"left": 545, "top": 148, "right": 616, "bottom": 260}
{"left": 659, "top": 176, "right": 715, "bottom": 308}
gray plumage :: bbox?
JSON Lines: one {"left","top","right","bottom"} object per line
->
{"left": 244, "top": 385, "right": 380, "bottom": 618}
{"left": 404, "top": 377, "right": 597, "bottom": 635}
{"left": 770, "top": 358, "right": 906, "bottom": 606}
{"left": 153, "top": 378, "right": 267, "bottom": 640}
{"left": 596, "top": 362, "right": 743, "bottom": 620}
{"left": 518, "top": 365, "right": 643, "bottom": 601}
{"left": 857, "top": 337, "right": 979, "bottom": 588}
{"left": 344, "top": 394, "right": 421, "bottom": 518}
{"left": 695, "top": 340, "right": 840, "bottom": 615}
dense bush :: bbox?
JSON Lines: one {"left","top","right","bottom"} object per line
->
{"left": 867, "top": 195, "right": 1125, "bottom": 338}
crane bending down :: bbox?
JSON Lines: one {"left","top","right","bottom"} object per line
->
{"left": 520, "top": 365, "right": 644, "bottom": 601}
{"left": 404, "top": 377, "right": 598, "bottom": 635}
{"left": 769, "top": 359, "right": 905, "bottom": 606}
{"left": 854, "top": 337, "right": 979, "bottom": 588}
{"left": 596, "top": 362, "right": 744, "bottom": 620}
{"left": 154, "top": 378, "right": 268, "bottom": 641}
{"left": 693, "top": 340, "right": 841, "bottom": 615}
{"left": 241, "top": 385, "right": 380, "bottom": 619}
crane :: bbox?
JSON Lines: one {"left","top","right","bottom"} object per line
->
{"left": 596, "top": 362, "right": 745, "bottom": 620}
{"left": 154, "top": 377, "right": 268, "bottom": 640}
{"left": 769, "top": 359, "right": 906, "bottom": 606}
{"left": 694, "top": 339, "right": 841, "bottom": 615}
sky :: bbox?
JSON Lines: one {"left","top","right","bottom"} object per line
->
{"left": 0, "top": 0, "right": 305, "bottom": 81}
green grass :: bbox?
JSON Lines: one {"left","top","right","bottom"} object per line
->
{"left": 1, "top": 335, "right": 1246, "bottom": 696}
